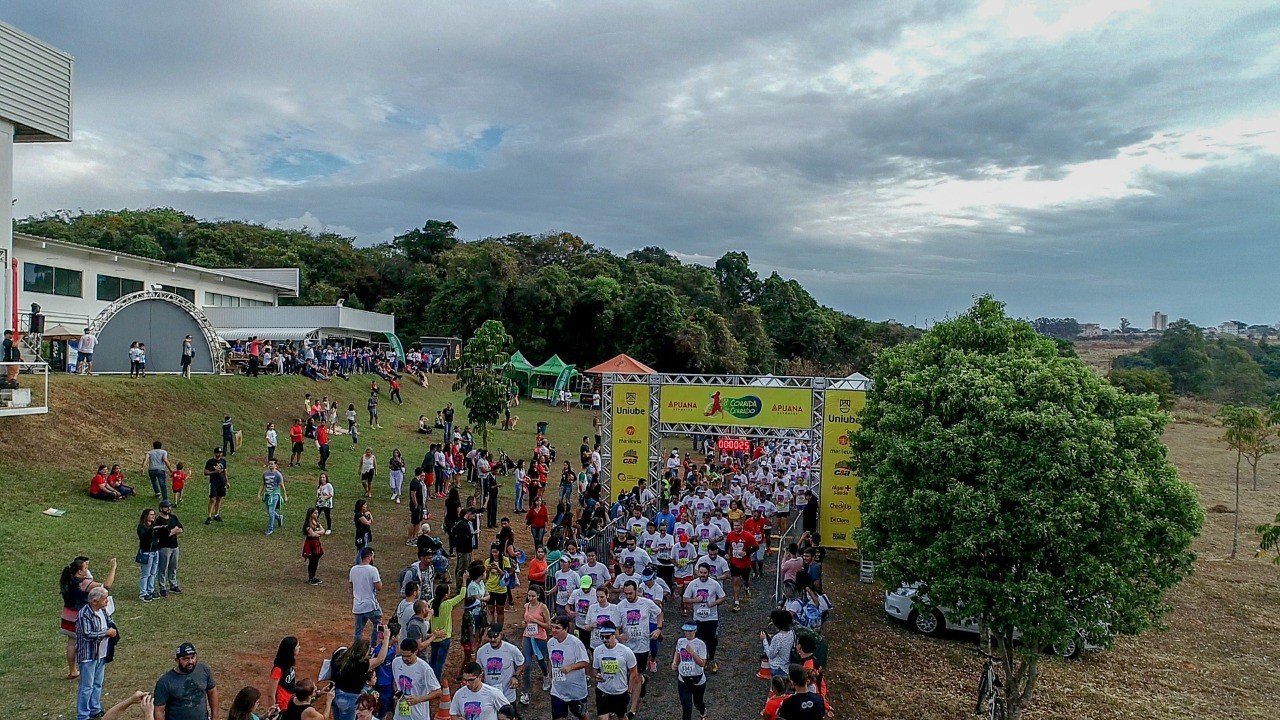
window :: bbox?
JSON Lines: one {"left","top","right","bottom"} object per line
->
{"left": 96, "top": 274, "right": 145, "bottom": 302}
{"left": 204, "top": 291, "right": 272, "bottom": 307}
{"left": 160, "top": 285, "right": 195, "bottom": 303}
{"left": 24, "top": 263, "right": 83, "bottom": 297}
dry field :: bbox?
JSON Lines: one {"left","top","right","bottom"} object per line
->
{"left": 820, "top": 405, "right": 1280, "bottom": 719}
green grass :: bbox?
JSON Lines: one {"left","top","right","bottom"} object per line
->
{"left": 0, "top": 373, "right": 594, "bottom": 718}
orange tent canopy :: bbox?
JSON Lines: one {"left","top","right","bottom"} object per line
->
{"left": 583, "top": 353, "right": 657, "bottom": 375}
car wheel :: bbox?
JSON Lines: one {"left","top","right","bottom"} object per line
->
{"left": 1053, "top": 634, "right": 1081, "bottom": 660}
{"left": 909, "top": 608, "right": 944, "bottom": 636}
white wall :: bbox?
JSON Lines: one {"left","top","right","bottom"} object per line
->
{"left": 15, "top": 236, "right": 280, "bottom": 327}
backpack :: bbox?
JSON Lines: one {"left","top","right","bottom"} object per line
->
{"left": 796, "top": 600, "right": 824, "bottom": 630}
{"left": 791, "top": 626, "right": 829, "bottom": 669}
{"left": 432, "top": 551, "right": 449, "bottom": 576}
{"left": 397, "top": 563, "right": 421, "bottom": 592}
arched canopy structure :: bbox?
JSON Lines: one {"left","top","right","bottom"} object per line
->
{"left": 88, "top": 290, "right": 221, "bottom": 374}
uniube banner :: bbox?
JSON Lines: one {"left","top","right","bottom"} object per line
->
{"left": 819, "top": 388, "right": 865, "bottom": 548}
{"left": 659, "top": 385, "right": 812, "bottom": 430}
{"left": 610, "top": 382, "right": 651, "bottom": 499}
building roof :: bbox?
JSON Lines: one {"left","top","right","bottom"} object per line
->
{"left": 14, "top": 233, "right": 300, "bottom": 296}
{"left": 202, "top": 305, "right": 394, "bottom": 335}
{"left": 217, "top": 327, "right": 319, "bottom": 343}
{"left": 584, "top": 353, "right": 657, "bottom": 376}
{"left": 0, "top": 21, "right": 73, "bottom": 142}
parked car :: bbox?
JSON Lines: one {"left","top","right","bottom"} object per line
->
{"left": 883, "top": 583, "right": 1104, "bottom": 659}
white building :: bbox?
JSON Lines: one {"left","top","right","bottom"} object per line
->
{"left": 1151, "top": 311, "right": 1168, "bottom": 332}
{"left": 14, "top": 232, "right": 296, "bottom": 329}
{"left": 1078, "top": 323, "right": 1106, "bottom": 338}
{"left": 1219, "top": 321, "right": 1246, "bottom": 336}
{"left": 0, "top": 21, "right": 73, "bottom": 342}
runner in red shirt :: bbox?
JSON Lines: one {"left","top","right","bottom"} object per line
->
{"left": 725, "top": 518, "right": 759, "bottom": 611}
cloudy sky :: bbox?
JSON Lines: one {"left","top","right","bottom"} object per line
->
{"left": 5, "top": 0, "right": 1280, "bottom": 326}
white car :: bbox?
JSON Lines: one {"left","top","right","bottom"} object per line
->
{"left": 883, "top": 584, "right": 1103, "bottom": 659}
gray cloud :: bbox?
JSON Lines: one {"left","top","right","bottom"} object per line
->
{"left": 5, "top": 0, "right": 1280, "bottom": 327}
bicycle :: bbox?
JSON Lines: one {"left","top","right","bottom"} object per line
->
{"left": 974, "top": 648, "right": 1006, "bottom": 720}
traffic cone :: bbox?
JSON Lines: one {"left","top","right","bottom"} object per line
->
{"left": 757, "top": 656, "right": 771, "bottom": 680}
{"left": 434, "top": 684, "right": 452, "bottom": 720}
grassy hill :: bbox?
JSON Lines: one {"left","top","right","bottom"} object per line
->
{"left": 0, "top": 373, "right": 594, "bottom": 719}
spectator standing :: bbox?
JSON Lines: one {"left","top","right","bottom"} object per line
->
{"left": 269, "top": 636, "right": 299, "bottom": 711}
{"left": 316, "top": 473, "right": 335, "bottom": 535}
{"left": 442, "top": 403, "right": 455, "bottom": 446}
{"left": 180, "top": 334, "right": 194, "bottom": 379}
{"left": 350, "top": 546, "right": 384, "bottom": 644}
{"left": 77, "top": 328, "right": 96, "bottom": 375}
{"left": 266, "top": 423, "right": 278, "bottom": 463}
{"left": 155, "top": 500, "right": 183, "bottom": 596}
{"left": 303, "top": 507, "right": 326, "bottom": 585}
{"left": 221, "top": 416, "right": 236, "bottom": 456}
{"left": 775, "top": 664, "right": 826, "bottom": 720}
{"left": 136, "top": 509, "right": 162, "bottom": 602}
{"left": 74, "top": 586, "right": 117, "bottom": 720}
{"left": 317, "top": 422, "right": 331, "bottom": 471}
{"left": 142, "top": 440, "right": 175, "bottom": 502}
{"left": 154, "top": 643, "right": 217, "bottom": 720}
{"left": 203, "top": 448, "right": 228, "bottom": 526}
{"left": 368, "top": 392, "right": 381, "bottom": 429}
{"left": 289, "top": 419, "right": 306, "bottom": 467}
{"left": 259, "top": 459, "right": 288, "bottom": 536}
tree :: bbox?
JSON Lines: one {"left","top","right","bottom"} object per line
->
{"left": 1030, "top": 317, "right": 1081, "bottom": 340}
{"left": 1218, "top": 405, "right": 1274, "bottom": 561}
{"left": 854, "top": 296, "right": 1202, "bottom": 720}
{"left": 1143, "top": 319, "right": 1212, "bottom": 394}
{"left": 1257, "top": 512, "right": 1280, "bottom": 564}
{"left": 392, "top": 220, "right": 459, "bottom": 265}
{"left": 1208, "top": 344, "right": 1268, "bottom": 405}
{"left": 1108, "top": 368, "right": 1174, "bottom": 409}
{"left": 714, "top": 251, "right": 760, "bottom": 307}
{"left": 1119, "top": 317, "right": 1131, "bottom": 332}
{"left": 453, "top": 320, "right": 513, "bottom": 450}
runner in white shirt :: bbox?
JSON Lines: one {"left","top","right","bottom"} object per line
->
{"left": 553, "top": 567, "right": 582, "bottom": 612}
{"left": 547, "top": 616, "right": 591, "bottom": 720}
{"left": 695, "top": 545, "right": 730, "bottom": 582}
{"left": 614, "top": 581, "right": 662, "bottom": 716}
{"left": 639, "top": 569, "right": 670, "bottom": 605}
{"left": 579, "top": 551, "right": 612, "bottom": 590}
{"left": 693, "top": 518, "right": 723, "bottom": 555}
{"left": 671, "top": 534, "right": 698, "bottom": 590}
{"left": 618, "top": 539, "right": 652, "bottom": 577}
{"left": 671, "top": 623, "right": 709, "bottom": 720}
{"left": 681, "top": 564, "right": 726, "bottom": 673}
{"left": 586, "top": 587, "right": 623, "bottom": 649}
{"left": 566, "top": 576, "right": 596, "bottom": 646}
{"left": 451, "top": 663, "right": 511, "bottom": 720}
{"left": 590, "top": 623, "right": 639, "bottom": 720}
{"left": 475, "top": 627, "right": 525, "bottom": 704}
{"left": 392, "top": 639, "right": 443, "bottom": 720}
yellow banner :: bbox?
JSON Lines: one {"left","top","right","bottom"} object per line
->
{"left": 659, "top": 385, "right": 812, "bottom": 430}
{"left": 820, "top": 389, "right": 865, "bottom": 548}
{"left": 610, "top": 383, "right": 651, "bottom": 500}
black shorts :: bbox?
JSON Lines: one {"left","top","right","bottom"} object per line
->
{"left": 594, "top": 689, "right": 630, "bottom": 717}
{"left": 730, "top": 564, "right": 752, "bottom": 580}
{"left": 411, "top": 508, "right": 424, "bottom": 524}
{"left": 550, "top": 696, "right": 587, "bottom": 720}
{"left": 209, "top": 478, "right": 227, "bottom": 498}
{"left": 361, "top": 470, "right": 374, "bottom": 483}
{"left": 291, "top": 441, "right": 304, "bottom": 453}
{"left": 487, "top": 591, "right": 507, "bottom": 607}
{"left": 180, "top": 355, "right": 192, "bottom": 367}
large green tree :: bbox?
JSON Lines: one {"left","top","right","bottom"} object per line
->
{"left": 854, "top": 296, "right": 1202, "bottom": 720}
{"left": 453, "top": 319, "right": 513, "bottom": 449}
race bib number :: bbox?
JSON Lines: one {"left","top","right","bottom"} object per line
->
{"left": 679, "top": 660, "right": 697, "bottom": 676}
{"left": 525, "top": 622, "right": 539, "bottom": 637}
{"left": 732, "top": 542, "right": 746, "bottom": 559}
{"left": 695, "top": 606, "right": 711, "bottom": 620}
{"left": 600, "top": 658, "right": 621, "bottom": 675}
{"left": 398, "top": 699, "right": 411, "bottom": 716}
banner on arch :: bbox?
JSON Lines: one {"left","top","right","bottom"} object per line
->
{"left": 819, "top": 388, "right": 865, "bottom": 549}
{"left": 609, "top": 382, "right": 651, "bottom": 500}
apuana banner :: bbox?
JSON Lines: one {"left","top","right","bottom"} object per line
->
{"left": 659, "top": 385, "right": 812, "bottom": 430}
{"left": 820, "top": 388, "right": 865, "bottom": 548}
{"left": 610, "top": 383, "right": 651, "bottom": 499}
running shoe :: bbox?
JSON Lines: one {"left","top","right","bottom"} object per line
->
{"left": 213, "top": 515, "right": 224, "bottom": 522}
{"left": 541, "top": 676, "right": 551, "bottom": 691}
{"left": 733, "top": 601, "right": 741, "bottom": 612}
{"left": 308, "top": 578, "right": 323, "bottom": 585}
{"left": 169, "top": 586, "right": 182, "bottom": 594}
{"left": 518, "top": 694, "right": 530, "bottom": 706}
{"left": 203, "top": 517, "right": 212, "bottom": 525}
{"left": 324, "top": 529, "right": 332, "bottom": 535}
{"left": 140, "top": 594, "right": 152, "bottom": 603}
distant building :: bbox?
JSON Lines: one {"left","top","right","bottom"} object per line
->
{"left": 1151, "top": 312, "right": 1168, "bottom": 332}
{"left": 1219, "top": 321, "right": 1246, "bottom": 336}
{"left": 1078, "top": 323, "right": 1106, "bottom": 338}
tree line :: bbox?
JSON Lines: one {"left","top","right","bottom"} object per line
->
{"left": 16, "top": 208, "right": 917, "bottom": 374}
{"left": 1111, "top": 319, "right": 1280, "bottom": 406}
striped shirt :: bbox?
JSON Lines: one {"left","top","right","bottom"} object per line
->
{"left": 75, "top": 604, "right": 110, "bottom": 662}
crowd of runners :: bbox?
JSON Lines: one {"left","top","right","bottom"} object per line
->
{"left": 60, "top": 388, "right": 833, "bottom": 720}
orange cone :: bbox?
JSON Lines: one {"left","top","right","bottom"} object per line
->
{"left": 434, "top": 684, "right": 452, "bottom": 720}
{"left": 757, "top": 657, "right": 772, "bottom": 680}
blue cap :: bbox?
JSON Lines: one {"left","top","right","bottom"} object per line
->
{"left": 680, "top": 623, "right": 697, "bottom": 632}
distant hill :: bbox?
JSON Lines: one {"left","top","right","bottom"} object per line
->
{"left": 17, "top": 208, "right": 918, "bottom": 375}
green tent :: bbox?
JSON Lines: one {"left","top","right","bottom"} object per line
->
{"left": 504, "top": 350, "right": 536, "bottom": 395}
{"left": 530, "top": 354, "right": 578, "bottom": 400}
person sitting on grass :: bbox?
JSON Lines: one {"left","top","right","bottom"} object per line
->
{"left": 90, "top": 465, "right": 125, "bottom": 501}
{"left": 107, "top": 464, "right": 136, "bottom": 499}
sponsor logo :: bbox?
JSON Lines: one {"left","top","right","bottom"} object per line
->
{"left": 833, "top": 467, "right": 851, "bottom": 477}
{"left": 625, "top": 391, "right": 637, "bottom": 406}
{"left": 622, "top": 450, "right": 639, "bottom": 464}
{"left": 828, "top": 501, "right": 855, "bottom": 512}
{"left": 625, "top": 426, "right": 636, "bottom": 436}
{"left": 839, "top": 398, "right": 852, "bottom": 414}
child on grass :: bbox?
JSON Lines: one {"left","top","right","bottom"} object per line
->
{"left": 171, "top": 463, "right": 187, "bottom": 506}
